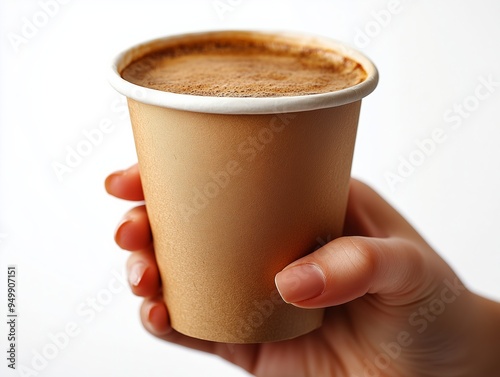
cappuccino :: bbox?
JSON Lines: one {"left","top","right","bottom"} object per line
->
{"left": 121, "top": 32, "right": 366, "bottom": 97}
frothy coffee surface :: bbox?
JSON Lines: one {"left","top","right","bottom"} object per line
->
{"left": 121, "top": 35, "right": 367, "bottom": 97}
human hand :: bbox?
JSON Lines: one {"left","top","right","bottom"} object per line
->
{"left": 105, "top": 164, "right": 500, "bottom": 377}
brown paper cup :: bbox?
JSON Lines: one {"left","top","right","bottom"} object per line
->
{"left": 109, "top": 30, "right": 378, "bottom": 343}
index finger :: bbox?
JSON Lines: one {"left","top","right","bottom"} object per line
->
{"left": 343, "top": 179, "right": 425, "bottom": 242}
{"left": 105, "top": 164, "right": 145, "bottom": 201}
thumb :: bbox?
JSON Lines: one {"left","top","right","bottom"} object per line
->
{"left": 275, "top": 236, "right": 438, "bottom": 308}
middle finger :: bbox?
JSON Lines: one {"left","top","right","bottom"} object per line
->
{"left": 115, "top": 205, "right": 152, "bottom": 251}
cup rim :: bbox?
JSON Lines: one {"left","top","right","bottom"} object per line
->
{"left": 108, "top": 30, "right": 379, "bottom": 115}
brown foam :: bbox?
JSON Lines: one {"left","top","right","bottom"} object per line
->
{"left": 121, "top": 35, "right": 367, "bottom": 97}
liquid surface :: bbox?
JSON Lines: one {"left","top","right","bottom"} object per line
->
{"left": 121, "top": 36, "right": 367, "bottom": 97}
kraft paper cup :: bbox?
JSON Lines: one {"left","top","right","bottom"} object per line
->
{"left": 109, "top": 30, "right": 378, "bottom": 343}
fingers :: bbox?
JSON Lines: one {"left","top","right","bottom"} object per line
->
{"left": 140, "top": 296, "right": 172, "bottom": 336}
{"left": 115, "top": 205, "right": 152, "bottom": 251}
{"left": 343, "top": 179, "right": 424, "bottom": 241}
{"left": 275, "top": 235, "right": 437, "bottom": 308}
{"left": 107, "top": 165, "right": 231, "bottom": 361}
{"left": 115, "top": 204, "right": 159, "bottom": 297}
{"left": 275, "top": 178, "right": 442, "bottom": 308}
{"left": 126, "top": 248, "right": 161, "bottom": 297}
{"left": 105, "top": 164, "right": 144, "bottom": 201}
{"left": 139, "top": 297, "right": 219, "bottom": 355}
{"left": 115, "top": 205, "right": 158, "bottom": 297}
{"left": 138, "top": 297, "right": 261, "bottom": 374}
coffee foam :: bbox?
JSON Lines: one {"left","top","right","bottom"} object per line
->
{"left": 121, "top": 35, "right": 367, "bottom": 97}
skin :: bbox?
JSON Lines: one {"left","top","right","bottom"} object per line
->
{"left": 105, "top": 164, "right": 500, "bottom": 377}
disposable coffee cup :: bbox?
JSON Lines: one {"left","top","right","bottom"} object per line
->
{"left": 109, "top": 30, "right": 378, "bottom": 343}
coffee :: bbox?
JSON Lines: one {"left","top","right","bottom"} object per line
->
{"left": 121, "top": 33, "right": 367, "bottom": 97}
{"left": 110, "top": 30, "right": 378, "bottom": 342}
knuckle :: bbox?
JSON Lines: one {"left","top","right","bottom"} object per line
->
{"left": 336, "top": 236, "right": 379, "bottom": 278}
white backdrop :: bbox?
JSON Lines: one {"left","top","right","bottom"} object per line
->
{"left": 1, "top": 1, "right": 499, "bottom": 376}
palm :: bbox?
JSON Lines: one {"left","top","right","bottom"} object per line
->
{"left": 191, "top": 296, "right": 407, "bottom": 377}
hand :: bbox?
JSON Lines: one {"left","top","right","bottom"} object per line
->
{"left": 105, "top": 164, "right": 500, "bottom": 377}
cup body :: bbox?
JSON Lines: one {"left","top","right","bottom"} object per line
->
{"left": 109, "top": 30, "right": 378, "bottom": 343}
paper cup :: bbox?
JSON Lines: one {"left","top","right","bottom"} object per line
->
{"left": 109, "top": 30, "right": 378, "bottom": 343}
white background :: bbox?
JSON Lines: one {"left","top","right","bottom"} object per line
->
{"left": 1, "top": 1, "right": 499, "bottom": 376}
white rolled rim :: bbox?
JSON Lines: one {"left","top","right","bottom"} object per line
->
{"left": 108, "top": 30, "right": 379, "bottom": 114}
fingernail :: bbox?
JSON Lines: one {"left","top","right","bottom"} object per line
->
{"left": 275, "top": 263, "right": 326, "bottom": 303}
{"left": 111, "top": 170, "right": 126, "bottom": 177}
{"left": 114, "top": 218, "right": 132, "bottom": 244}
{"left": 128, "top": 262, "right": 147, "bottom": 287}
{"left": 148, "top": 304, "right": 161, "bottom": 323}
{"left": 147, "top": 304, "right": 171, "bottom": 335}
{"left": 105, "top": 171, "right": 124, "bottom": 193}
